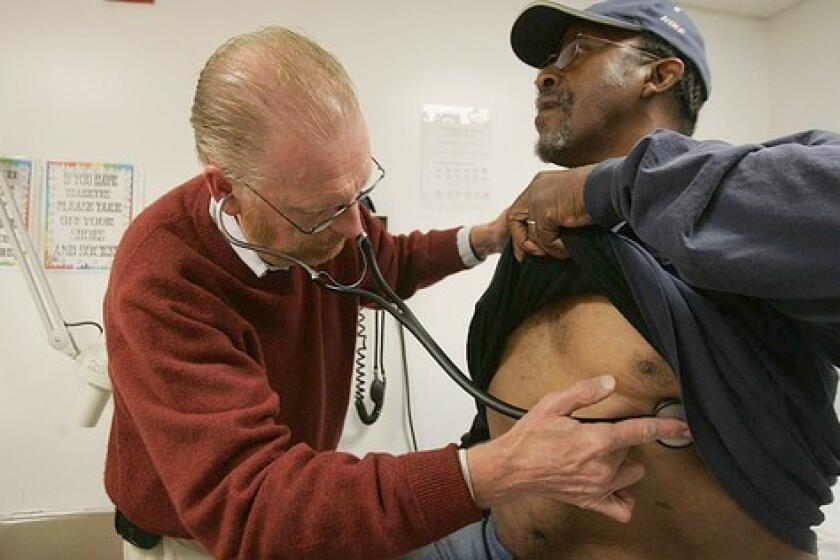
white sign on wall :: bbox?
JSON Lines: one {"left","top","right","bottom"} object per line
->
{"left": 421, "top": 104, "right": 492, "bottom": 209}
{"left": 0, "top": 158, "right": 34, "bottom": 267}
{"left": 44, "top": 161, "right": 136, "bottom": 270}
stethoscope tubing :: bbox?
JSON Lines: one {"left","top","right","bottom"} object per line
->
{"left": 214, "top": 194, "right": 527, "bottom": 419}
{"left": 343, "top": 234, "right": 528, "bottom": 419}
{"left": 213, "top": 194, "right": 693, "bottom": 449}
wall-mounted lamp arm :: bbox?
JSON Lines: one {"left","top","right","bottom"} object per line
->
{"left": 0, "top": 171, "right": 110, "bottom": 426}
{"left": 0, "top": 172, "right": 78, "bottom": 358}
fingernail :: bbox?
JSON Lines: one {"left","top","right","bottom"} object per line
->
{"left": 599, "top": 375, "right": 616, "bottom": 391}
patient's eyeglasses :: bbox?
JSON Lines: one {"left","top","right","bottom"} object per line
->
{"left": 542, "top": 33, "right": 661, "bottom": 72}
{"left": 240, "top": 156, "right": 385, "bottom": 236}
{"left": 574, "top": 398, "right": 693, "bottom": 449}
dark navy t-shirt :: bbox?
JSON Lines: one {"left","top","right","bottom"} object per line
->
{"left": 462, "top": 227, "right": 840, "bottom": 553}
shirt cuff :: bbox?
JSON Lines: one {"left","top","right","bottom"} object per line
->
{"left": 584, "top": 157, "right": 625, "bottom": 228}
{"left": 457, "top": 226, "right": 485, "bottom": 268}
{"left": 458, "top": 448, "right": 476, "bottom": 500}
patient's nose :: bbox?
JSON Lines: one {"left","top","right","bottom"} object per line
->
{"left": 537, "top": 68, "right": 560, "bottom": 90}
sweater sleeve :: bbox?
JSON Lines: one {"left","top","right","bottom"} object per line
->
{"left": 104, "top": 230, "right": 481, "bottom": 559}
{"left": 360, "top": 208, "right": 467, "bottom": 300}
{"left": 584, "top": 128, "right": 840, "bottom": 303}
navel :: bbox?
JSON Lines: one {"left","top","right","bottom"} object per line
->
{"left": 653, "top": 500, "right": 674, "bottom": 511}
{"left": 531, "top": 528, "right": 548, "bottom": 541}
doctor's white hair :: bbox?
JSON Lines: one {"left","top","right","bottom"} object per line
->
{"left": 190, "top": 26, "right": 361, "bottom": 186}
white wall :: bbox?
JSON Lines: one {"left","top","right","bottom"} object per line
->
{"left": 767, "top": 0, "right": 840, "bottom": 135}
{"left": 689, "top": 9, "right": 770, "bottom": 142}
{"left": 0, "top": 0, "right": 834, "bottom": 542}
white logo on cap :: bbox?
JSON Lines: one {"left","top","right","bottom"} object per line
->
{"left": 674, "top": 6, "right": 682, "bottom": 11}
{"left": 660, "top": 14, "right": 686, "bottom": 35}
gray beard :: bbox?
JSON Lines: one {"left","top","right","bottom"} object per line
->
{"left": 535, "top": 89, "right": 574, "bottom": 165}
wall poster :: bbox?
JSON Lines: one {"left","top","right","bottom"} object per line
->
{"left": 0, "top": 158, "right": 34, "bottom": 267}
{"left": 44, "top": 161, "right": 136, "bottom": 270}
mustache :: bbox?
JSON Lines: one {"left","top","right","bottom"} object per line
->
{"left": 535, "top": 89, "right": 573, "bottom": 112}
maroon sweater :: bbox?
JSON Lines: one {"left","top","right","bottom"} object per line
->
{"left": 103, "top": 176, "right": 481, "bottom": 559}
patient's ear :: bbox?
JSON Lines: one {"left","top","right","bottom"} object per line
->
{"left": 640, "top": 58, "right": 685, "bottom": 99}
{"left": 201, "top": 165, "right": 241, "bottom": 216}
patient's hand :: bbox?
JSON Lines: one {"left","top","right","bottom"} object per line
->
{"left": 466, "top": 375, "right": 689, "bottom": 523}
{"left": 508, "top": 164, "right": 596, "bottom": 261}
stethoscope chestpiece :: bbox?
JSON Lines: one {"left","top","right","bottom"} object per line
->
{"left": 574, "top": 397, "right": 693, "bottom": 449}
{"left": 651, "top": 398, "right": 693, "bottom": 449}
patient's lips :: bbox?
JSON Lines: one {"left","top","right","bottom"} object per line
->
{"left": 537, "top": 95, "right": 564, "bottom": 112}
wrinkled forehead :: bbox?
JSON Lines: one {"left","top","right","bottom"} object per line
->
{"left": 261, "top": 118, "right": 372, "bottom": 205}
{"left": 270, "top": 117, "right": 369, "bottom": 177}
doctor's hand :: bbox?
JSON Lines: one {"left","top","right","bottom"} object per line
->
{"left": 465, "top": 375, "right": 689, "bottom": 523}
{"left": 469, "top": 206, "right": 511, "bottom": 259}
{"left": 507, "top": 164, "right": 596, "bottom": 261}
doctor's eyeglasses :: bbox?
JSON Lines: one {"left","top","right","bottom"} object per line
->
{"left": 542, "top": 33, "right": 661, "bottom": 72}
{"left": 240, "top": 156, "right": 385, "bottom": 235}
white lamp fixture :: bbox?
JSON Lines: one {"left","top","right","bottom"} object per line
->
{"left": 0, "top": 171, "right": 111, "bottom": 427}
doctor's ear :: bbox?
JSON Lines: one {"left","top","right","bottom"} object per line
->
{"left": 201, "top": 165, "right": 242, "bottom": 216}
{"left": 640, "top": 58, "right": 685, "bottom": 98}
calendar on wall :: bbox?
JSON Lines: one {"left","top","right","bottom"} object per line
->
{"left": 421, "top": 104, "right": 492, "bottom": 209}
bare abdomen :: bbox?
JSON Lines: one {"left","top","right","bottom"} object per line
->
{"left": 485, "top": 296, "right": 813, "bottom": 560}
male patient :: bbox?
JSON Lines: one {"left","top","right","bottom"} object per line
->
{"left": 460, "top": 1, "right": 840, "bottom": 558}
{"left": 468, "top": 234, "right": 834, "bottom": 558}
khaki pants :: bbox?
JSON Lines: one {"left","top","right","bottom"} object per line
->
{"left": 123, "top": 537, "right": 213, "bottom": 560}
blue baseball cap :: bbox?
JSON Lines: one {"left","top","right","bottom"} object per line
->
{"left": 511, "top": 0, "right": 711, "bottom": 100}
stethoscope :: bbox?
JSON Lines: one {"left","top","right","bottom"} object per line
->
{"left": 215, "top": 194, "right": 692, "bottom": 448}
